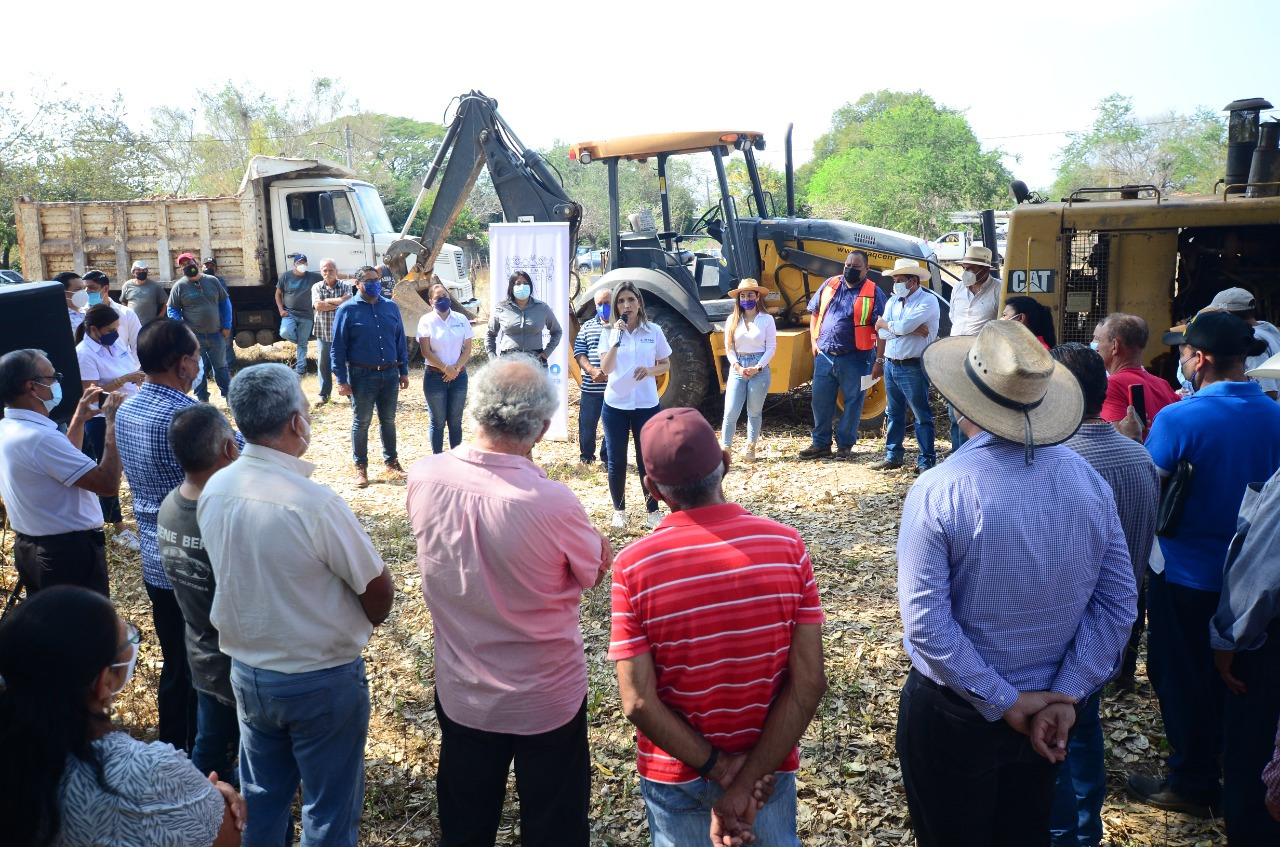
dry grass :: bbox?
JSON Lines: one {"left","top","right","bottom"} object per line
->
{"left": 2, "top": 342, "right": 1227, "bottom": 846}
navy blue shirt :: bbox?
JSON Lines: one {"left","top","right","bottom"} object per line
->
{"left": 807, "top": 275, "right": 887, "bottom": 357}
{"left": 330, "top": 295, "right": 409, "bottom": 384}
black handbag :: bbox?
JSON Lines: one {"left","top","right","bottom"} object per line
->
{"left": 1155, "top": 460, "right": 1193, "bottom": 538}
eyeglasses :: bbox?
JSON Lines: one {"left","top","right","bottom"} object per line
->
{"left": 31, "top": 372, "right": 63, "bottom": 385}
{"left": 114, "top": 622, "right": 143, "bottom": 660}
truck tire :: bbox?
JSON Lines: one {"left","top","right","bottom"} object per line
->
{"left": 646, "top": 302, "right": 712, "bottom": 409}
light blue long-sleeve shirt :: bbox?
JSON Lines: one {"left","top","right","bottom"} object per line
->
{"left": 1211, "top": 468, "right": 1280, "bottom": 651}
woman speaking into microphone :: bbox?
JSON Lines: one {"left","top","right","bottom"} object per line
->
{"left": 599, "top": 281, "right": 671, "bottom": 531}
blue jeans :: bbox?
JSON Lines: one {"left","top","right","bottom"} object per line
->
{"left": 1049, "top": 691, "right": 1103, "bottom": 847}
{"left": 231, "top": 658, "right": 370, "bottom": 847}
{"left": 810, "top": 350, "right": 872, "bottom": 450}
{"left": 193, "top": 690, "right": 240, "bottom": 789}
{"left": 194, "top": 331, "right": 230, "bottom": 402}
{"left": 722, "top": 352, "right": 770, "bottom": 447}
{"left": 640, "top": 771, "right": 800, "bottom": 847}
{"left": 602, "top": 402, "right": 660, "bottom": 513}
{"left": 349, "top": 367, "right": 400, "bottom": 467}
{"left": 280, "top": 315, "right": 314, "bottom": 375}
{"left": 317, "top": 337, "right": 333, "bottom": 399}
{"left": 578, "top": 390, "right": 607, "bottom": 464}
{"left": 884, "top": 359, "right": 936, "bottom": 467}
{"left": 948, "top": 403, "right": 968, "bottom": 450}
{"left": 423, "top": 369, "right": 468, "bottom": 454}
{"left": 1222, "top": 620, "right": 1280, "bottom": 845}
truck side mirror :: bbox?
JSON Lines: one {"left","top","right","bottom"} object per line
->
{"left": 318, "top": 192, "right": 337, "bottom": 233}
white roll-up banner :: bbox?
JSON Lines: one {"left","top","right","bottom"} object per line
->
{"left": 488, "top": 222, "right": 571, "bottom": 440}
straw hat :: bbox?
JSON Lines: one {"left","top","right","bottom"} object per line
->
{"left": 885, "top": 258, "right": 930, "bottom": 279}
{"left": 726, "top": 278, "right": 771, "bottom": 298}
{"left": 923, "top": 319, "right": 1083, "bottom": 462}
{"left": 960, "top": 245, "right": 993, "bottom": 268}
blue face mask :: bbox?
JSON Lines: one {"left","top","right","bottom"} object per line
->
{"left": 362, "top": 281, "right": 382, "bottom": 298}
{"left": 742, "top": 299, "right": 757, "bottom": 311}
{"left": 597, "top": 303, "right": 610, "bottom": 321}
{"left": 87, "top": 292, "right": 104, "bottom": 306}
{"left": 1089, "top": 340, "right": 1099, "bottom": 351}
{"left": 97, "top": 330, "right": 120, "bottom": 348}
{"left": 41, "top": 379, "right": 63, "bottom": 413}
{"left": 434, "top": 297, "right": 451, "bottom": 313}
{"left": 513, "top": 283, "right": 532, "bottom": 300}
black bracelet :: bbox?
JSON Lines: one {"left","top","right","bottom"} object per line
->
{"left": 696, "top": 746, "right": 719, "bottom": 779}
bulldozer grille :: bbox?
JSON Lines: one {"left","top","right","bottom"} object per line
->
{"left": 1060, "top": 230, "right": 1111, "bottom": 345}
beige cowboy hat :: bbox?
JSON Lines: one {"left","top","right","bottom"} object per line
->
{"left": 960, "top": 245, "right": 994, "bottom": 268}
{"left": 923, "top": 319, "right": 1083, "bottom": 461}
{"left": 885, "top": 258, "right": 930, "bottom": 279}
{"left": 726, "top": 278, "right": 771, "bottom": 297}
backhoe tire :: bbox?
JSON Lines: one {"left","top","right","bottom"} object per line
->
{"left": 646, "top": 303, "right": 712, "bottom": 410}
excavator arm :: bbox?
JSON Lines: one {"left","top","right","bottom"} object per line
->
{"left": 385, "top": 90, "right": 581, "bottom": 290}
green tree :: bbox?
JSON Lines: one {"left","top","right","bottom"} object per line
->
{"left": 802, "top": 92, "right": 1012, "bottom": 238}
{"left": 1051, "top": 94, "right": 1225, "bottom": 198}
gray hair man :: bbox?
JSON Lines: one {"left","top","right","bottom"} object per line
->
{"left": 407, "top": 355, "right": 612, "bottom": 847}
{"left": 0, "top": 348, "right": 124, "bottom": 595}
{"left": 198, "top": 363, "right": 394, "bottom": 845}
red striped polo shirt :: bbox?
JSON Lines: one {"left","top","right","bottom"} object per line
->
{"left": 607, "top": 502, "right": 825, "bottom": 783}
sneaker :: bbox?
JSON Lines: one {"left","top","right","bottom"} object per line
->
{"left": 354, "top": 465, "right": 370, "bottom": 488}
{"left": 113, "top": 529, "right": 141, "bottom": 551}
{"left": 833, "top": 447, "right": 852, "bottom": 460}
{"left": 744, "top": 443, "right": 757, "bottom": 463}
{"left": 645, "top": 510, "right": 663, "bottom": 530}
{"left": 610, "top": 510, "right": 627, "bottom": 530}
{"left": 1125, "top": 774, "right": 1218, "bottom": 818}
{"left": 798, "top": 444, "right": 831, "bottom": 460}
{"left": 383, "top": 459, "right": 408, "bottom": 479}
{"left": 868, "top": 459, "right": 904, "bottom": 471}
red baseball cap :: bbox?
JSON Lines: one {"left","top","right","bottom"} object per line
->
{"left": 640, "top": 408, "right": 725, "bottom": 486}
{"left": 177, "top": 252, "right": 197, "bottom": 264}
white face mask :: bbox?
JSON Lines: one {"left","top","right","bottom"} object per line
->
{"left": 183, "top": 353, "right": 205, "bottom": 393}
{"left": 70, "top": 289, "right": 89, "bottom": 309}
{"left": 961, "top": 270, "right": 977, "bottom": 287}
{"left": 295, "top": 412, "right": 311, "bottom": 456}
{"left": 296, "top": 264, "right": 309, "bottom": 274}
{"left": 109, "top": 634, "right": 139, "bottom": 697}
{"left": 893, "top": 281, "right": 910, "bottom": 298}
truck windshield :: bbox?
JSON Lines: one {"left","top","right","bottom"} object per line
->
{"left": 354, "top": 184, "right": 395, "bottom": 234}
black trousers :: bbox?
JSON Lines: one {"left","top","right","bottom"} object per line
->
{"left": 14, "top": 529, "right": 109, "bottom": 596}
{"left": 1119, "top": 568, "right": 1148, "bottom": 680}
{"left": 434, "top": 694, "right": 590, "bottom": 847}
{"left": 82, "top": 416, "right": 122, "bottom": 524}
{"left": 897, "top": 669, "right": 1060, "bottom": 847}
{"left": 1223, "top": 620, "right": 1280, "bottom": 846}
{"left": 146, "top": 582, "right": 198, "bottom": 753}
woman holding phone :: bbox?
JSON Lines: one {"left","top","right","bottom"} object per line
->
{"left": 600, "top": 282, "right": 671, "bottom": 530}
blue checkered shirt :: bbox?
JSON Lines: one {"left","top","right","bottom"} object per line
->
{"left": 897, "top": 430, "right": 1137, "bottom": 720}
{"left": 116, "top": 383, "right": 243, "bottom": 587}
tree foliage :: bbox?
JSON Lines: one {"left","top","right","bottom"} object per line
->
{"left": 802, "top": 91, "right": 1013, "bottom": 238}
{"left": 1051, "top": 94, "right": 1225, "bottom": 198}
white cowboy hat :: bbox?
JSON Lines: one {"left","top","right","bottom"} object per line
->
{"left": 923, "top": 319, "right": 1083, "bottom": 462}
{"left": 726, "top": 278, "right": 771, "bottom": 297}
{"left": 885, "top": 258, "right": 930, "bottom": 279}
{"left": 1247, "top": 350, "right": 1280, "bottom": 380}
{"left": 959, "top": 245, "right": 993, "bottom": 268}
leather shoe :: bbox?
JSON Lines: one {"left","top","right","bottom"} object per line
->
{"left": 798, "top": 444, "right": 831, "bottom": 460}
{"left": 834, "top": 447, "right": 853, "bottom": 460}
{"left": 1125, "top": 774, "right": 1218, "bottom": 818}
{"left": 354, "top": 464, "right": 369, "bottom": 488}
{"left": 384, "top": 459, "right": 408, "bottom": 479}
{"left": 868, "top": 459, "right": 904, "bottom": 471}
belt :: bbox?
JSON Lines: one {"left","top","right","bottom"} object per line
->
{"left": 820, "top": 348, "right": 849, "bottom": 357}
{"left": 426, "top": 365, "right": 445, "bottom": 374}
{"left": 349, "top": 362, "right": 399, "bottom": 371}
{"left": 888, "top": 357, "right": 921, "bottom": 366}
{"left": 15, "top": 528, "right": 105, "bottom": 542}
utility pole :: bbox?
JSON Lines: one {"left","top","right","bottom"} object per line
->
{"left": 344, "top": 124, "right": 353, "bottom": 170}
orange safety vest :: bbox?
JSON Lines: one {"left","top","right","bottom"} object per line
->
{"left": 815, "top": 276, "right": 878, "bottom": 351}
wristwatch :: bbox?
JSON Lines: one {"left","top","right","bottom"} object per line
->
{"left": 875, "top": 356, "right": 886, "bottom": 363}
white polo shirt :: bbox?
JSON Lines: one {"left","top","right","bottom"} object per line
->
{"left": 0, "top": 409, "right": 102, "bottom": 536}
{"left": 415, "top": 310, "right": 475, "bottom": 366}
{"left": 604, "top": 322, "right": 672, "bottom": 410}
{"left": 76, "top": 337, "right": 142, "bottom": 416}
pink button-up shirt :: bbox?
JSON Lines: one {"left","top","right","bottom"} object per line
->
{"left": 406, "top": 444, "right": 608, "bottom": 734}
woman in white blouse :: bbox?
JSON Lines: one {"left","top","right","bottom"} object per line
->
{"left": 416, "top": 281, "right": 475, "bottom": 454}
{"left": 600, "top": 282, "right": 671, "bottom": 530}
{"left": 719, "top": 279, "right": 776, "bottom": 462}
{"left": 75, "top": 304, "right": 145, "bottom": 549}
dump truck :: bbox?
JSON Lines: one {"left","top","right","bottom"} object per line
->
{"left": 14, "top": 156, "right": 477, "bottom": 348}
{"left": 1002, "top": 97, "right": 1280, "bottom": 381}
{"left": 387, "top": 90, "right": 946, "bottom": 427}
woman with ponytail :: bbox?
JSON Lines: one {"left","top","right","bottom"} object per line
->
{"left": 0, "top": 586, "right": 244, "bottom": 846}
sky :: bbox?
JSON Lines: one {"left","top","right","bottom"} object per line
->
{"left": 8, "top": 0, "right": 1280, "bottom": 198}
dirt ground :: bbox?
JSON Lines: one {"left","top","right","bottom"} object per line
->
{"left": 1, "top": 343, "right": 1228, "bottom": 846}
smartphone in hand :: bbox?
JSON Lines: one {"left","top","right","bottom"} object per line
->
{"left": 1129, "top": 383, "right": 1147, "bottom": 427}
